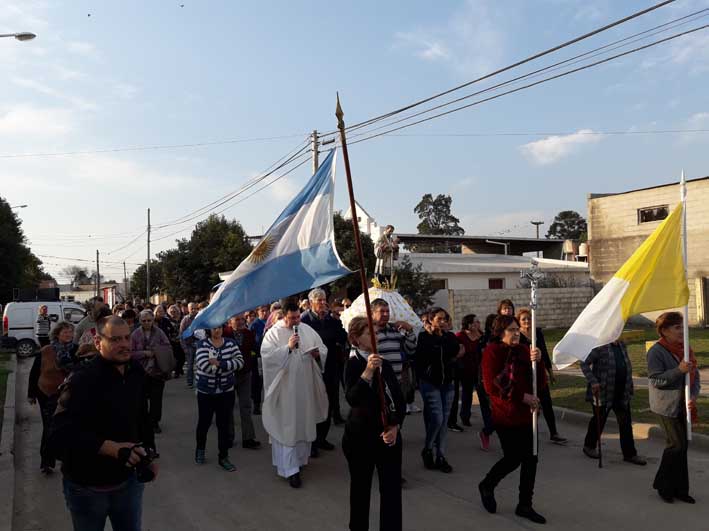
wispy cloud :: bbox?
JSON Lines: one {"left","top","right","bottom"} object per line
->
{"left": 519, "top": 129, "right": 601, "bottom": 165}
{"left": 393, "top": 0, "right": 506, "bottom": 77}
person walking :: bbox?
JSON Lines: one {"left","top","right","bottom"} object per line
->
{"left": 130, "top": 310, "right": 173, "bottom": 434}
{"left": 50, "top": 315, "right": 158, "bottom": 531}
{"left": 647, "top": 311, "right": 700, "bottom": 504}
{"left": 343, "top": 316, "right": 405, "bottom": 531}
{"left": 227, "top": 315, "right": 261, "bottom": 450}
{"left": 28, "top": 321, "right": 77, "bottom": 474}
{"left": 415, "top": 308, "right": 461, "bottom": 474}
{"left": 35, "top": 305, "right": 54, "bottom": 347}
{"left": 179, "top": 302, "right": 199, "bottom": 388}
{"left": 454, "top": 314, "right": 495, "bottom": 450}
{"left": 517, "top": 309, "right": 567, "bottom": 445}
{"left": 249, "top": 305, "right": 269, "bottom": 415}
{"left": 194, "top": 325, "right": 243, "bottom": 472}
{"left": 479, "top": 315, "right": 547, "bottom": 524}
{"left": 165, "top": 305, "right": 186, "bottom": 377}
{"left": 580, "top": 341, "right": 646, "bottom": 465}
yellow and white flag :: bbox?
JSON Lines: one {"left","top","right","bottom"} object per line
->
{"left": 553, "top": 202, "right": 689, "bottom": 369}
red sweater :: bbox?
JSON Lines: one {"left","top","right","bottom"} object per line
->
{"left": 481, "top": 341, "right": 547, "bottom": 428}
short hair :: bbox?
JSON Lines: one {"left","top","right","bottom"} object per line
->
{"left": 348, "top": 316, "right": 370, "bottom": 343}
{"left": 484, "top": 313, "right": 497, "bottom": 334}
{"left": 188, "top": 302, "right": 197, "bottom": 310}
{"left": 49, "top": 321, "right": 74, "bottom": 342}
{"left": 516, "top": 308, "right": 531, "bottom": 320}
{"left": 491, "top": 315, "right": 520, "bottom": 338}
{"left": 270, "top": 302, "right": 282, "bottom": 312}
{"left": 371, "top": 298, "right": 389, "bottom": 311}
{"left": 96, "top": 315, "right": 128, "bottom": 336}
{"left": 283, "top": 302, "right": 299, "bottom": 314}
{"left": 497, "top": 299, "right": 515, "bottom": 314}
{"left": 385, "top": 224, "right": 395, "bottom": 231}
{"left": 92, "top": 306, "right": 113, "bottom": 322}
{"left": 168, "top": 304, "right": 180, "bottom": 313}
{"left": 139, "top": 309, "right": 154, "bottom": 320}
{"left": 121, "top": 309, "right": 136, "bottom": 320}
{"left": 461, "top": 314, "right": 477, "bottom": 330}
{"left": 656, "top": 311, "right": 683, "bottom": 338}
{"left": 428, "top": 307, "right": 450, "bottom": 321}
{"left": 308, "top": 287, "right": 327, "bottom": 301}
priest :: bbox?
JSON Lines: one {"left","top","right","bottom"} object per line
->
{"left": 261, "top": 301, "right": 329, "bottom": 488}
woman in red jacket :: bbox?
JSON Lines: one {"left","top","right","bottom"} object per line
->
{"left": 478, "top": 314, "right": 547, "bottom": 525}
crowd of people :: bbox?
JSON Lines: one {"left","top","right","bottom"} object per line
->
{"left": 27, "top": 291, "right": 700, "bottom": 530}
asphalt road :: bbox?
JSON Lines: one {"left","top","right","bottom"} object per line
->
{"left": 12, "top": 357, "right": 709, "bottom": 530}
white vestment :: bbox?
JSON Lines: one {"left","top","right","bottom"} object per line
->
{"left": 261, "top": 320, "right": 329, "bottom": 477}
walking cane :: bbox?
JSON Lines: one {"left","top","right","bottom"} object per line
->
{"left": 593, "top": 387, "right": 603, "bottom": 469}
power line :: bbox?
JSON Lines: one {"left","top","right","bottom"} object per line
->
{"left": 319, "top": 0, "right": 678, "bottom": 137}
{"left": 35, "top": 253, "right": 143, "bottom": 266}
{"left": 380, "top": 128, "right": 709, "bottom": 138}
{"left": 107, "top": 230, "right": 147, "bottom": 255}
{"left": 346, "top": 24, "right": 709, "bottom": 147}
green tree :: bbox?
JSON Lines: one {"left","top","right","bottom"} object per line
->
{"left": 546, "top": 210, "right": 587, "bottom": 240}
{"left": 395, "top": 255, "right": 437, "bottom": 312}
{"left": 130, "top": 259, "right": 164, "bottom": 299}
{"left": 330, "top": 212, "right": 372, "bottom": 298}
{"left": 0, "top": 196, "right": 52, "bottom": 303}
{"left": 413, "top": 193, "right": 464, "bottom": 252}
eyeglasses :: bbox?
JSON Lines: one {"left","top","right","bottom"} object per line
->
{"left": 99, "top": 334, "right": 131, "bottom": 343}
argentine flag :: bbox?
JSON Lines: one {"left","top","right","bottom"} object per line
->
{"left": 184, "top": 150, "right": 351, "bottom": 336}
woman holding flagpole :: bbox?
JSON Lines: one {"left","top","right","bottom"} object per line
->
{"left": 647, "top": 311, "right": 700, "bottom": 504}
{"left": 478, "top": 314, "right": 546, "bottom": 524}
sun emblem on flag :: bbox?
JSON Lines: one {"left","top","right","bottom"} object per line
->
{"left": 249, "top": 234, "right": 277, "bottom": 264}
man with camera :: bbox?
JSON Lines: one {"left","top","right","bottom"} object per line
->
{"left": 51, "top": 315, "right": 157, "bottom": 531}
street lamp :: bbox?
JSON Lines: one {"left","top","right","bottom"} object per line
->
{"left": 11, "top": 204, "right": 28, "bottom": 210}
{"left": 531, "top": 220, "right": 545, "bottom": 257}
{"left": 0, "top": 32, "right": 37, "bottom": 41}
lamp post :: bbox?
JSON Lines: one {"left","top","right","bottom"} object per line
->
{"left": 10, "top": 204, "right": 28, "bottom": 210}
{"left": 531, "top": 221, "right": 544, "bottom": 257}
{"left": 0, "top": 32, "right": 36, "bottom": 41}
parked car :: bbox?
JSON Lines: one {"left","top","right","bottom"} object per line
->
{"left": 2, "top": 301, "right": 86, "bottom": 357}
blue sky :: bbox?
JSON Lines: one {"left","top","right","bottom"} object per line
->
{"left": 2, "top": 0, "right": 708, "bottom": 282}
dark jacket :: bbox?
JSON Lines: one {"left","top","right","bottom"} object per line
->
{"left": 454, "top": 331, "right": 482, "bottom": 379}
{"left": 579, "top": 342, "right": 634, "bottom": 405}
{"left": 344, "top": 351, "right": 406, "bottom": 439}
{"left": 482, "top": 340, "right": 547, "bottom": 428}
{"left": 229, "top": 328, "right": 256, "bottom": 374}
{"left": 519, "top": 328, "right": 552, "bottom": 370}
{"left": 49, "top": 355, "right": 155, "bottom": 487}
{"left": 415, "top": 330, "right": 460, "bottom": 387}
{"left": 299, "top": 310, "right": 347, "bottom": 374}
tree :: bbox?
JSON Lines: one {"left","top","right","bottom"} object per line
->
{"left": 0, "top": 196, "right": 52, "bottom": 304}
{"left": 413, "top": 194, "right": 464, "bottom": 252}
{"left": 130, "top": 259, "right": 164, "bottom": 299}
{"left": 62, "top": 266, "right": 91, "bottom": 284}
{"left": 395, "top": 255, "right": 437, "bottom": 312}
{"left": 546, "top": 210, "right": 587, "bottom": 240}
{"left": 329, "top": 212, "right": 373, "bottom": 298}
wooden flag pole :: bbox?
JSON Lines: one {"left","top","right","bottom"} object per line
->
{"left": 336, "top": 94, "right": 389, "bottom": 428}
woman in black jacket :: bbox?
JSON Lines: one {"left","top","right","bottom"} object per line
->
{"left": 343, "top": 316, "right": 405, "bottom": 531}
{"left": 415, "top": 307, "right": 462, "bottom": 473}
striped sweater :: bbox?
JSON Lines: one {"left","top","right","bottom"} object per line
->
{"left": 195, "top": 337, "right": 243, "bottom": 394}
{"left": 376, "top": 324, "right": 418, "bottom": 379}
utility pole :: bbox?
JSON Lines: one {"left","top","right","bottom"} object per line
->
{"left": 311, "top": 130, "right": 319, "bottom": 173}
{"left": 123, "top": 261, "right": 129, "bottom": 301}
{"left": 146, "top": 208, "right": 151, "bottom": 304}
{"left": 95, "top": 250, "right": 100, "bottom": 298}
{"left": 531, "top": 220, "right": 544, "bottom": 257}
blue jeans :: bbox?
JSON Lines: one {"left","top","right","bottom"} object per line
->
{"left": 63, "top": 476, "right": 144, "bottom": 531}
{"left": 420, "top": 381, "right": 454, "bottom": 458}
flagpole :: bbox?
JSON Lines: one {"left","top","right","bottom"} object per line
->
{"left": 680, "top": 171, "right": 692, "bottom": 441}
{"left": 336, "top": 94, "right": 389, "bottom": 428}
{"left": 522, "top": 261, "right": 543, "bottom": 456}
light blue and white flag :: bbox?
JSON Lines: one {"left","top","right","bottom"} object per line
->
{"left": 183, "top": 150, "right": 351, "bottom": 337}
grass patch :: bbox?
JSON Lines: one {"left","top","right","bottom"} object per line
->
{"left": 545, "top": 327, "right": 709, "bottom": 377}
{"left": 551, "top": 374, "right": 709, "bottom": 436}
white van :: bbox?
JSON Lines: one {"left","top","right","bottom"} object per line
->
{"left": 2, "top": 301, "right": 87, "bottom": 357}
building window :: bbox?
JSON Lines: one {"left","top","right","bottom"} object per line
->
{"left": 638, "top": 205, "right": 669, "bottom": 224}
{"left": 488, "top": 278, "right": 504, "bottom": 289}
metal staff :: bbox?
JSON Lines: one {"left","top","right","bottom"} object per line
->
{"left": 680, "top": 171, "right": 692, "bottom": 440}
{"left": 521, "top": 261, "right": 544, "bottom": 456}
{"left": 336, "top": 94, "right": 389, "bottom": 428}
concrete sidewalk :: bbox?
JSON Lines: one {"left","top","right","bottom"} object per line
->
{"left": 12, "top": 357, "right": 709, "bottom": 531}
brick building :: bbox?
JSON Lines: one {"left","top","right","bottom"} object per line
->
{"left": 587, "top": 176, "right": 709, "bottom": 326}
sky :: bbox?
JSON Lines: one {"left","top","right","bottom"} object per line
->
{"left": 1, "top": 0, "right": 708, "bottom": 283}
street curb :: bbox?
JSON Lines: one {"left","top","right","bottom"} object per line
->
{"left": 555, "top": 405, "right": 709, "bottom": 452}
{"left": 0, "top": 354, "right": 17, "bottom": 531}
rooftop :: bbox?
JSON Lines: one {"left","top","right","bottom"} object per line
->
{"left": 588, "top": 175, "right": 709, "bottom": 199}
{"left": 408, "top": 253, "right": 588, "bottom": 274}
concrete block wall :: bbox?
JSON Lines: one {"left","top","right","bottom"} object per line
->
{"left": 449, "top": 287, "right": 594, "bottom": 329}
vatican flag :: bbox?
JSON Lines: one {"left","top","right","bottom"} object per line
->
{"left": 553, "top": 202, "right": 689, "bottom": 369}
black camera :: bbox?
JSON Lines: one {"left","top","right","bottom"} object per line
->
{"left": 135, "top": 446, "right": 157, "bottom": 483}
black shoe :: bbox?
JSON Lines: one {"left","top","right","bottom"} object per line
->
{"left": 242, "top": 439, "right": 261, "bottom": 449}
{"left": 288, "top": 473, "right": 302, "bottom": 489}
{"left": 461, "top": 418, "right": 472, "bottom": 427}
{"left": 550, "top": 434, "right": 567, "bottom": 444}
{"left": 676, "top": 494, "right": 696, "bottom": 504}
{"left": 317, "top": 440, "right": 335, "bottom": 451}
{"left": 515, "top": 505, "right": 546, "bottom": 524}
{"left": 448, "top": 423, "right": 464, "bottom": 433}
{"left": 153, "top": 424, "right": 162, "bottom": 434}
{"left": 436, "top": 456, "right": 453, "bottom": 473}
{"left": 421, "top": 448, "right": 435, "bottom": 470}
{"left": 582, "top": 446, "right": 599, "bottom": 459}
{"left": 624, "top": 455, "right": 647, "bottom": 466}
{"left": 478, "top": 483, "right": 497, "bottom": 514}
{"left": 310, "top": 446, "right": 320, "bottom": 459}
{"left": 658, "top": 492, "right": 674, "bottom": 503}
{"left": 40, "top": 466, "right": 54, "bottom": 475}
